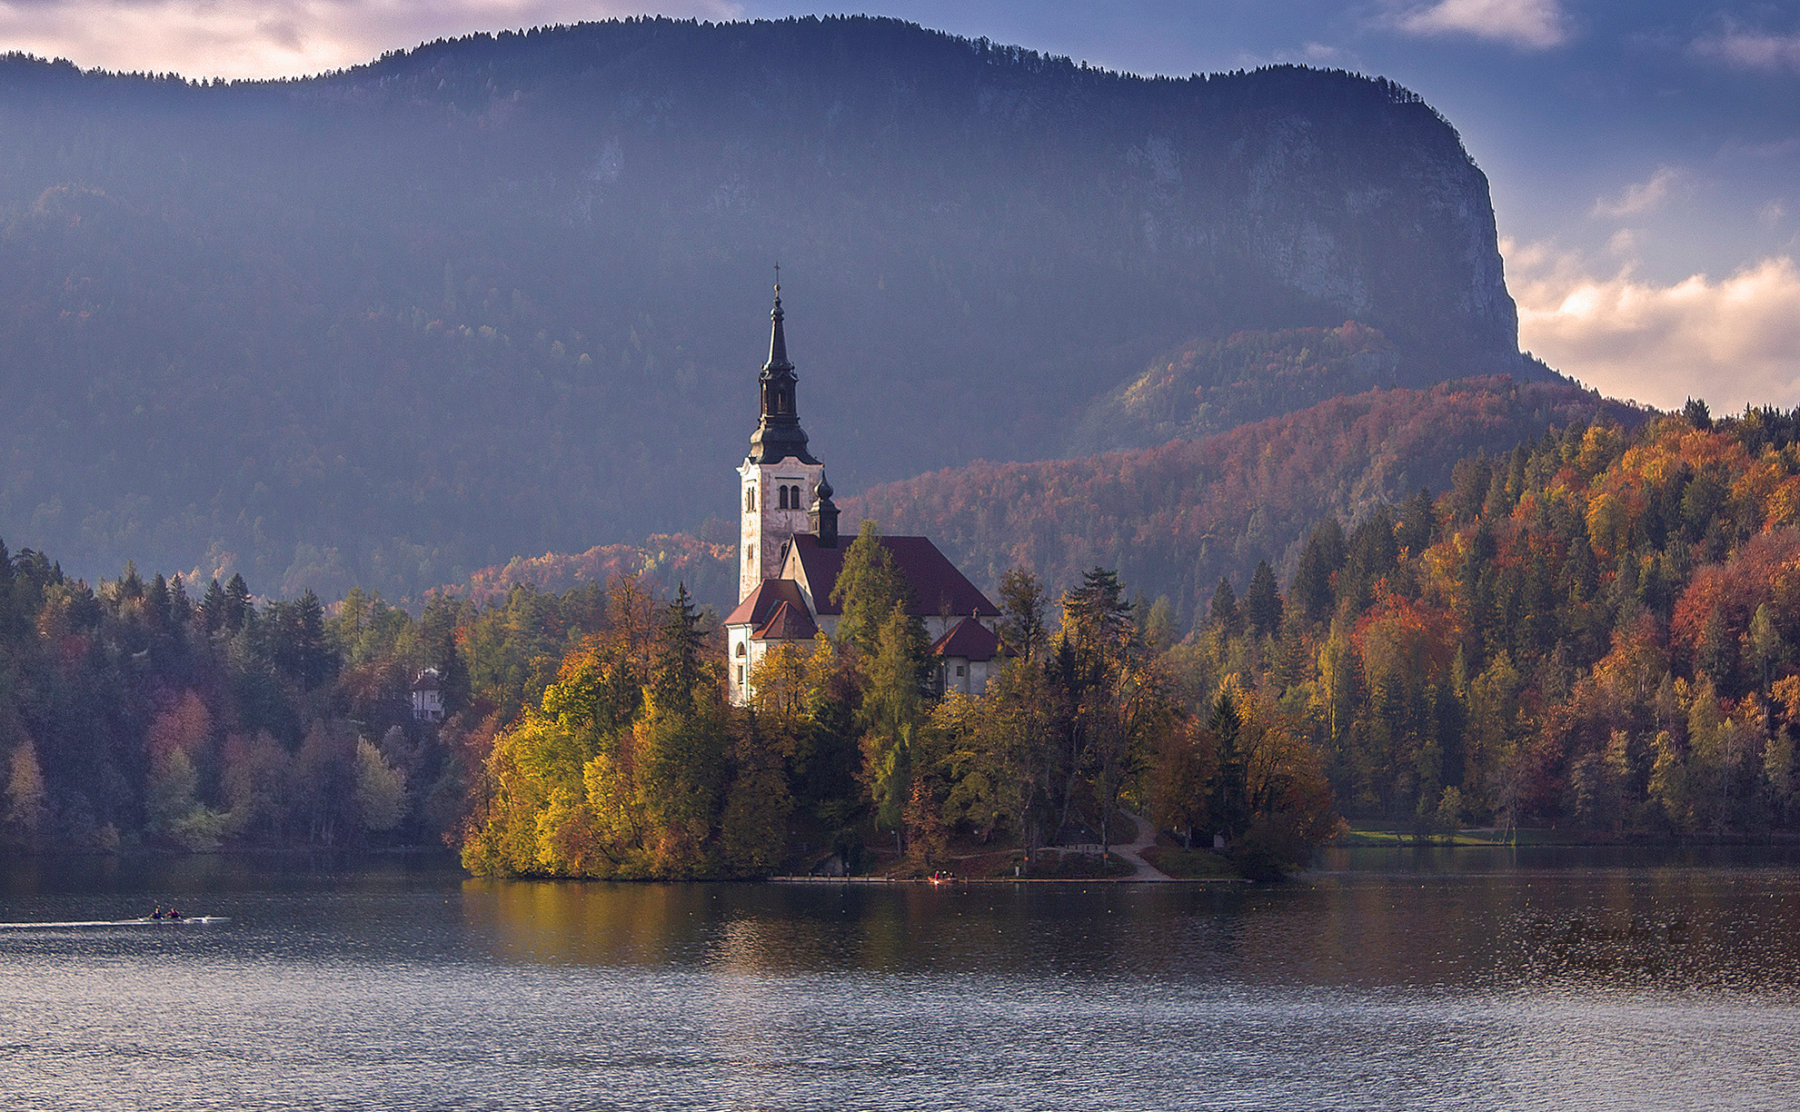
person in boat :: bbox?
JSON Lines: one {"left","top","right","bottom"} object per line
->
{"left": 167, "top": 908, "right": 183, "bottom": 920}
{"left": 150, "top": 906, "right": 163, "bottom": 920}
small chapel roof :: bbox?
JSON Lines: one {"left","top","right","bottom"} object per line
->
{"left": 786, "top": 533, "right": 1000, "bottom": 619}
{"left": 723, "top": 578, "right": 811, "bottom": 629}
{"left": 754, "top": 600, "right": 819, "bottom": 642}
{"left": 932, "top": 617, "right": 1001, "bottom": 662}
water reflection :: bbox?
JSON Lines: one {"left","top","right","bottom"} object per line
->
{"left": 457, "top": 853, "right": 1800, "bottom": 1000}
{"left": 4, "top": 850, "right": 1800, "bottom": 1109}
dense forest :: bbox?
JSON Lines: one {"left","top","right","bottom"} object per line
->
{"left": 12, "top": 401, "right": 1800, "bottom": 869}
{"left": 0, "top": 16, "right": 1538, "bottom": 600}
{"left": 1185, "top": 403, "right": 1800, "bottom": 834}
{"left": 0, "top": 542, "right": 616, "bottom": 853}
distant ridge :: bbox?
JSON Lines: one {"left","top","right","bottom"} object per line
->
{"left": 452, "top": 378, "right": 1633, "bottom": 628}
{"left": 850, "top": 377, "right": 1636, "bottom": 625}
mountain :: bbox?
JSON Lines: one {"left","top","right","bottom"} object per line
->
{"left": 0, "top": 17, "right": 1541, "bottom": 598}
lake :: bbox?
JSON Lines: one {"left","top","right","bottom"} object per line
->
{"left": 2, "top": 847, "right": 1798, "bottom": 1110}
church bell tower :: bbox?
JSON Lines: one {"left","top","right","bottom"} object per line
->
{"left": 738, "top": 283, "right": 825, "bottom": 602}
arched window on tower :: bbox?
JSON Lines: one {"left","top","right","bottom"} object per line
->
{"left": 791, "top": 484, "right": 802, "bottom": 508}
{"left": 778, "top": 486, "right": 789, "bottom": 510}
{"left": 746, "top": 487, "right": 756, "bottom": 512}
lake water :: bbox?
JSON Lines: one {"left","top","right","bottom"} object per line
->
{"left": 2, "top": 847, "right": 1798, "bottom": 1110}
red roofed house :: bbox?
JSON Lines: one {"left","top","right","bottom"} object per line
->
{"left": 724, "top": 286, "right": 1003, "bottom": 705}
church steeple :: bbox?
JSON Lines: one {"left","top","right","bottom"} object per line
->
{"left": 748, "top": 282, "right": 819, "bottom": 465}
{"left": 767, "top": 283, "right": 791, "bottom": 370}
{"left": 738, "top": 278, "right": 827, "bottom": 603}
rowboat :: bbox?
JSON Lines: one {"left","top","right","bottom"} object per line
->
{"left": 0, "top": 916, "right": 230, "bottom": 930}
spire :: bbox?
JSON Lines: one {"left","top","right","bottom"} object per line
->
{"left": 767, "top": 283, "right": 791, "bottom": 373}
{"left": 747, "top": 275, "right": 819, "bottom": 465}
{"left": 767, "top": 266, "right": 791, "bottom": 372}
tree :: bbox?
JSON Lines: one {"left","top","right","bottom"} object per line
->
{"left": 995, "top": 567, "right": 1049, "bottom": 662}
{"left": 1142, "top": 595, "right": 1179, "bottom": 654}
{"left": 1748, "top": 603, "right": 1783, "bottom": 696}
{"left": 1147, "top": 718, "right": 1212, "bottom": 848}
{"left": 720, "top": 714, "right": 793, "bottom": 875}
{"left": 652, "top": 583, "right": 707, "bottom": 713}
{"left": 831, "top": 520, "right": 912, "bottom": 660}
{"left": 1204, "top": 686, "right": 1249, "bottom": 844}
{"left": 1209, "top": 577, "right": 1243, "bottom": 636}
{"left": 3, "top": 742, "right": 47, "bottom": 848}
{"left": 223, "top": 573, "right": 253, "bottom": 632}
{"left": 1063, "top": 568, "right": 1134, "bottom": 650}
{"left": 352, "top": 738, "right": 408, "bottom": 834}
{"left": 221, "top": 731, "right": 291, "bottom": 842}
{"left": 1244, "top": 559, "right": 1283, "bottom": 637}
{"left": 1290, "top": 518, "right": 1346, "bottom": 623}
{"left": 198, "top": 578, "right": 228, "bottom": 633}
{"left": 860, "top": 606, "right": 927, "bottom": 851}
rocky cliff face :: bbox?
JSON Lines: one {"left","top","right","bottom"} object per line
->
{"left": 0, "top": 18, "right": 1538, "bottom": 597}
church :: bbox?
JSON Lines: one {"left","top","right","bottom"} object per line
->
{"left": 724, "top": 287, "right": 1002, "bottom": 706}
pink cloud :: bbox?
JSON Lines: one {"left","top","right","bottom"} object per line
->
{"left": 1394, "top": 0, "right": 1569, "bottom": 50}
{"left": 1509, "top": 240, "right": 1800, "bottom": 411}
{"left": 0, "top": 0, "right": 742, "bottom": 79}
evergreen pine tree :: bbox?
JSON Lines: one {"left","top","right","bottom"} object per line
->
{"left": 653, "top": 583, "right": 707, "bottom": 713}
{"left": 223, "top": 573, "right": 252, "bottom": 632}
{"left": 1244, "top": 559, "right": 1283, "bottom": 637}
{"left": 1209, "top": 577, "right": 1242, "bottom": 635}
{"left": 199, "top": 578, "right": 228, "bottom": 633}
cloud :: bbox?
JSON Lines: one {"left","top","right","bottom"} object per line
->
{"left": 1393, "top": 0, "right": 1569, "bottom": 50}
{"left": 1591, "top": 167, "right": 1683, "bottom": 220}
{"left": 1507, "top": 239, "right": 1800, "bottom": 411}
{"left": 1692, "top": 28, "right": 1800, "bottom": 73}
{"left": 0, "top": 0, "right": 741, "bottom": 79}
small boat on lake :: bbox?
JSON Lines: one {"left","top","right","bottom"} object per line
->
{"left": 0, "top": 916, "right": 230, "bottom": 930}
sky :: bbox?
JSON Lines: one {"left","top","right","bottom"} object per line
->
{"left": 2, "top": 0, "right": 1798, "bottom": 413}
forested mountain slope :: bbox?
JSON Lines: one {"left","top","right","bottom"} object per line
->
{"left": 852, "top": 378, "right": 1636, "bottom": 627}
{"left": 0, "top": 16, "right": 1540, "bottom": 598}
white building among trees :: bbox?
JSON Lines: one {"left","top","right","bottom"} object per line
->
{"left": 723, "top": 287, "right": 1000, "bottom": 705}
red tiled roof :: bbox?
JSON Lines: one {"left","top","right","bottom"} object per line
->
{"left": 932, "top": 617, "right": 1001, "bottom": 662}
{"left": 788, "top": 533, "right": 999, "bottom": 618}
{"left": 753, "top": 600, "right": 819, "bottom": 642}
{"left": 723, "top": 578, "right": 810, "bottom": 628}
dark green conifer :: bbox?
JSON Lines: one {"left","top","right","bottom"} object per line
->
{"left": 1244, "top": 559, "right": 1283, "bottom": 636}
